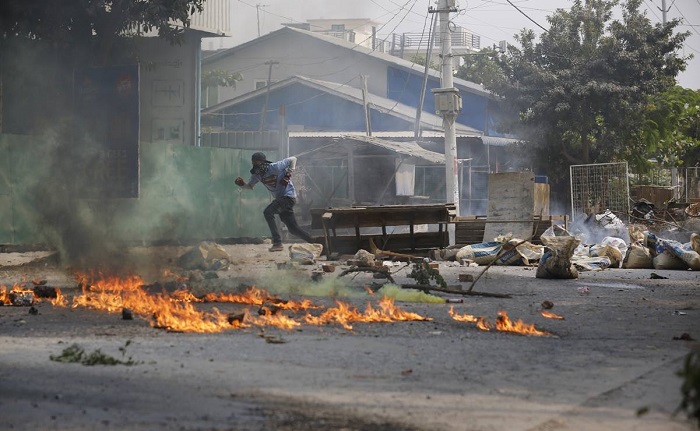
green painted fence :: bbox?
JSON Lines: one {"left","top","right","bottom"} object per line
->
{"left": 0, "top": 134, "right": 276, "bottom": 245}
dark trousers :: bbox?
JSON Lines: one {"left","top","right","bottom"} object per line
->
{"left": 263, "top": 196, "right": 313, "bottom": 245}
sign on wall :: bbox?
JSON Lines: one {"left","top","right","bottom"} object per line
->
{"left": 73, "top": 64, "right": 140, "bottom": 198}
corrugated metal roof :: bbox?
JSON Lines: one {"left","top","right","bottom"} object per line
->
{"left": 289, "top": 131, "right": 481, "bottom": 139}
{"left": 203, "top": 26, "right": 491, "bottom": 98}
{"left": 202, "top": 75, "right": 482, "bottom": 135}
{"left": 294, "top": 134, "right": 445, "bottom": 165}
{"left": 480, "top": 136, "right": 522, "bottom": 147}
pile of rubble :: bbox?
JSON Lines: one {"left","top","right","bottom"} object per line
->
{"left": 431, "top": 207, "right": 700, "bottom": 279}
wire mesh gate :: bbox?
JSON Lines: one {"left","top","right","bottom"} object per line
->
{"left": 570, "top": 162, "right": 630, "bottom": 222}
{"left": 685, "top": 167, "right": 700, "bottom": 202}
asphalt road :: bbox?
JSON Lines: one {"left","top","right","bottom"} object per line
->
{"left": 1, "top": 244, "right": 698, "bottom": 430}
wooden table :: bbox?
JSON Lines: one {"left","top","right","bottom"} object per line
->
{"left": 310, "top": 204, "right": 456, "bottom": 256}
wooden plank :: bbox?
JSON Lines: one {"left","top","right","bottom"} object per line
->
{"left": 323, "top": 232, "right": 447, "bottom": 255}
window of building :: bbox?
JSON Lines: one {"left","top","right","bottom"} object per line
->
{"left": 204, "top": 86, "right": 218, "bottom": 108}
{"left": 254, "top": 80, "right": 276, "bottom": 90}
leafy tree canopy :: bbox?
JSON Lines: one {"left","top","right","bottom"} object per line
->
{"left": 0, "top": 0, "right": 206, "bottom": 56}
{"left": 201, "top": 69, "right": 242, "bottom": 89}
{"left": 489, "top": 0, "right": 691, "bottom": 181}
{"left": 455, "top": 47, "right": 504, "bottom": 88}
{"left": 409, "top": 54, "right": 440, "bottom": 71}
{"left": 639, "top": 86, "right": 700, "bottom": 168}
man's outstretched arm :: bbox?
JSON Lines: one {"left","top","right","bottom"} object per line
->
{"left": 235, "top": 177, "right": 254, "bottom": 190}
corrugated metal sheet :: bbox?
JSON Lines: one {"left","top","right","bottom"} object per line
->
{"left": 189, "top": 0, "right": 231, "bottom": 36}
{"left": 294, "top": 134, "right": 445, "bottom": 165}
{"left": 201, "top": 131, "right": 282, "bottom": 150}
{"left": 480, "top": 136, "right": 522, "bottom": 147}
{"left": 354, "top": 136, "right": 445, "bottom": 164}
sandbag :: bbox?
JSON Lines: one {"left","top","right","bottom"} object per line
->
{"left": 536, "top": 234, "right": 581, "bottom": 279}
{"left": 601, "top": 236, "right": 628, "bottom": 259}
{"left": 643, "top": 231, "right": 658, "bottom": 253}
{"left": 589, "top": 244, "right": 622, "bottom": 268}
{"left": 658, "top": 238, "right": 700, "bottom": 270}
{"left": 622, "top": 243, "right": 653, "bottom": 269}
{"left": 574, "top": 256, "right": 612, "bottom": 271}
{"left": 178, "top": 241, "right": 231, "bottom": 271}
{"left": 289, "top": 243, "right": 324, "bottom": 264}
{"left": 352, "top": 249, "right": 376, "bottom": 267}
{"left": 692, "top": 233, "right": 700, "bottom": 254}
{"left": 652, "top": 250, "right": 688, "bottom": 270}
{"left": 455, "top": 242, "right": 503, "bottom": 265}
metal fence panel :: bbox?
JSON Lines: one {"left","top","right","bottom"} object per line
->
{"left": 685, "top": 167, "right": 700, "bottom": 201}
{"left": 570, "top": 162, "right": 629, "bottom": 222}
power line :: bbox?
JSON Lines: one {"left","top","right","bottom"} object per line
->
{"left": 673, "top": 2, "right": 700, "bottom": 37}
{"left": 504, "top": 0, "right": 548, "bottom": 32}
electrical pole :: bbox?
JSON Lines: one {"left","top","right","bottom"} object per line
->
{"left": 360, "top": 75, "right": 372, "bottom": 137}
{"left": 660, "top": 0, "right": 668, "bottom": 24}
{"left": 432, "top": 0, "right": 461, "bottom": 231}
{"left": 658, "top": 0, "right": 678, "bottom": 196}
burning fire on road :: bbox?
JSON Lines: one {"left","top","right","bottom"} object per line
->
{"left": 540, "top": 310, "right": 565, "bottom": 320}
{"left": 449, "top": 306, "right": 552, "bottom": 336}
{"left": 38, "top": 272, "right": 432, "bottom": 333}
{"left": 6, "top": 273, "right": 555, "bottom": 337}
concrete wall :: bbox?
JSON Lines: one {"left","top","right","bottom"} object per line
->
{"left": 0, "top": 134, "right": 273, "bottom": 246}
{"left": 137, "top": 35, "right": 200, "bottom": 146}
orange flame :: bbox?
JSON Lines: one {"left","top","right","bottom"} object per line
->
{"left": 305, "top": 297, "right": 431, "bottom": 330}
{"left": 51, "top": 288, "right": 69, "bottom": 307}
{"left": 448, "top": 306, "right": 478, "bottom": 322}
{"left": 0, "top": 284, "right": 35, "bottom": 305}
{"left": 449, "top": 308, "right": 551, "bottom": 336}
{"left": 495, "top": 311, "right": 551, "bottom": 336}
{"left": 66, "top": 273, "right": 313, "bottom": 333}
{"left": 203, "top": 286, "right": 319, "bottom": 311}
{"left": 48, "top": 273, "right": 431, "bottom": 333}
{"left": 203, "top": 286, "right": 268, "bottom": 305}
{"left": 171, "top": 288, "right": 203, "bottom": 303}
{"left": 248, "top": 311, "right": 301, "bottom": 330}
{"left": 540, "top": 310, "right": 564, "bottom": 320}
{"left": 0, "top": 285, "right": 8, "bottom": 304}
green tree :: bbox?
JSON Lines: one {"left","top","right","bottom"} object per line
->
{"left": 638, "top": 86, "right": 700, "bottom": 168}
{"left": 0, "top": 0, "right": 206, "bottom": 50}
{"left": 490, "top": 0, "right": 690, "bottom": 181}
{"left": 0, "top": 0, "right": 207, "bottom": 133}
{"left": 201, "top": 69, "right": 243, "bottom": 89}
{"left": 409, "top": 54, "right": 440, "bottom": 71}
{"left": 455, "top": 47, "right": 504, "bottom": 88}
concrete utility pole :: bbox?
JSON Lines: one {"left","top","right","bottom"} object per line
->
{"left": 660, "top": 0, "right": 668, "bottom": 24}
{"left": 432, "top": 0, "right": 461, "bottom": 223}
{"left": 658, "top": 0, "right": 679, "bottom": 196}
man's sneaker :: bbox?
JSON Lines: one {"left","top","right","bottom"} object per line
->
{"left": 269, "top": 243, "right": 284, "bottom": 252}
